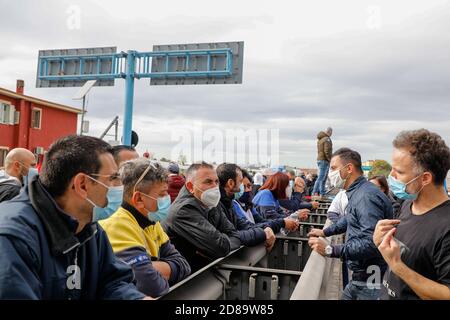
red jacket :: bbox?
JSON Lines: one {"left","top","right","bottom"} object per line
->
{"left": 168, "top": 174, "right": 186, "bottom": 202}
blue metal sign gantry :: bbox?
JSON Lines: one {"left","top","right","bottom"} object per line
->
{"left": 37, "top": 47, "right": 236, "bottom": 145}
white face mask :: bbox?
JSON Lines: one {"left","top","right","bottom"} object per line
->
{"left": 194, "top": 185, "right": 221, "bottom": 209}
{"left": 328, "top": 164, "right": 350, "bottom": 190}
{"left": 285, "top": 185, "right": 293, "bottom": 199}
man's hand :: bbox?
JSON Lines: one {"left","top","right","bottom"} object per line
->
{"left": 296, "top": 209, "right": 310, "bottom": 221}
{"left": 308, "top": 237, "right": 328, "bottom": 256}
{"left": 378, "top": 228, "right": 403, "bottom": 272}
{"left": 307, "top": 228, "right": 325, "bottom": 238}
{"left": 284, "top": 218, "right": 299, "bottom": 231}
{"left": 311, "top": 201, "right": 319, "bottom": 210}
{"left": 152, "top": 261, "right": 172, "bottom": 281}
{"left": 264, "top": 227, "right": 275, "bottom": 251}
{"left": 373, "top": 219, "right": 401, "bottom": 247}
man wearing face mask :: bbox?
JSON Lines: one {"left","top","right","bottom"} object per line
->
{"left": 0, "top": 135, "right": 148, "bottom": 299}
{"left": 216, "top": 163, "right": 276, "bottom": 251}
{"left": 163, "top": 162, "right": 241, "bottom": 272}
{"left": 279, "top": 176, "right": 319, "bottom": 211}
{"left": 374, "top": 129, "right": 450, "bottom": 300}
{"left": 308, "top": 148, "right": 393, "bottom": 300}
{"left": 0, "top": 148, "right": 37, "bottom": 203}
{"left": 100, "top": 158, "right": 190, "bottom": 297}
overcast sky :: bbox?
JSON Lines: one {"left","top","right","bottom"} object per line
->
{"left": 1, "top": 0, "right": 449, "bottom": 168}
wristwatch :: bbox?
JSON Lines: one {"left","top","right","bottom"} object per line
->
{"left": 325, "top": 245, "right": 333, "bottom": 257}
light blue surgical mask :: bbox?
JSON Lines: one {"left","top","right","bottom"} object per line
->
{"left": 289, "top": 180, "right": 295, "bottom": 189}
{"left": 234, "top": 183, "right": 245, "bottom": 200}
{"left": 141, "top": 193, "right": 171, "bottom": 223}
{"left": 85, "top": 175, "right": 124, "bottom": 222}
{"left": 19, "top": 161, "right": 39, "bottom": 186}
{"left": 388, "top": 174, "right": 423, "bottom": 201}
{"left": 23, "top": 167, "right": 39, "bottom": 186}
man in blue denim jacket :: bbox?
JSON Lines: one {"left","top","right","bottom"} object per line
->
{"left": 308, "top": 148, "right": 393, "bottom": 300}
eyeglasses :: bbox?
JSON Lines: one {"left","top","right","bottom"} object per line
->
{"left": 90, "top": 172, "right": 121, "bottom": 182}
{"left": 133, "top": 161, "right": 159, "bottom": 194}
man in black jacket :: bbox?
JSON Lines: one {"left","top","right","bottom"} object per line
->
{"left": 163, "top": 162, "right": 241, "bottom": 272}
{"left": 216, "top": 163, "right": 275, "bottom": 250}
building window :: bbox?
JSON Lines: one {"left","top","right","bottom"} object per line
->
{"left": 0, "top": 103, "right": 15, "bottom": 125}
{"left": 0, "top": 148, "right": 8, "bottom": 168}
{"left": 31, "top": 108, "right": 42, "bottom": 129}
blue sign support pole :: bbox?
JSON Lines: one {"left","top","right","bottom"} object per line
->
{"left": 123, "top": 50, "right": 136, "bottom": 146}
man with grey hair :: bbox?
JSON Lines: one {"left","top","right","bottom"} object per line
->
{"left": 0, "top": 148, "right": 37, "bottom": 203}
{"left": 100, "top": 158, "right": 191, "bottom": 297}
{"left": 163, "top": 162, "right": 241, "bottom": 272}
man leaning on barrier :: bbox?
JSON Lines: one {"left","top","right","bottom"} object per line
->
{"left": 163, "top": 162, "right": 241, "bottom": 272}
{"left": 216, "top": 163, "right": 276, "bottom": 251}
{"left": 308, "top": 148, "right": 393, "bottom": 300}
{"left": 100, "top": 158, "right": 191, "bottom": 298}
{"left": 374, "top": 129, "right": 450, "bottom": 300}
{"left": 0, "top": 135, "right": 148, "bottom": 300}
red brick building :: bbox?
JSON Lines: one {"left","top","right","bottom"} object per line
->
{"left": 0, "top": 80, "right": 81, "bottom": 166}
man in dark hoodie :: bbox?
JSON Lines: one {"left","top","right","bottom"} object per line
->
{"left": 0, "top": 148, "right": 37, "bottom": 203}
{"left": 163, "top": 162, "right": 241, "bottom": 272}
{"left": 0, "top": 135, "right": 147, "bottom": 300}
{"left": 312, "top": 127, "right": 333, "bottom": 198}
{"left": 216, "top": 163, "right": 276, "bottom": 251}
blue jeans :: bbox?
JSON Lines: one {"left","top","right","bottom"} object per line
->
{"left": 312, "top": 160, "right": 329, "bottom": 196}
{"left": 341, "top": 281, "right": 382, "bottom": 300}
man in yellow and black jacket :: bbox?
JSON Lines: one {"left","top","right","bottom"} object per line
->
{"left": 100, "top": 159, "right": 191, "bottom": 297}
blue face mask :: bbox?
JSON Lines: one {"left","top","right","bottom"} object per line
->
{"left": 388, "top": 174, "right": 423, "bottom": 201}
{"left": 142, "top": 193, "right": 171, "bottom": 223}
{"left": 86, "top": 176, "right": 124, "bottom": 222}
{"left": 289, "top": 180, "right": 295, "bottom": 189}
{"left": 23, "top": 167, "right": 39, "bottom": 186}
{"left": 234, "top": 183, "right": 245, "bottom": 200}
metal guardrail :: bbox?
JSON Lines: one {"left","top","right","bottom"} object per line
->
{"left": 159, "top": 244, "right": 267, "bottom": 300}
{"left": 160, "top": 200, "right": 335, "bottom": 300}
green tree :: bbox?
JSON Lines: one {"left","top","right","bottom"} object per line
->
{"left": 369, "top": 160, "right": 392, "bottom": 178}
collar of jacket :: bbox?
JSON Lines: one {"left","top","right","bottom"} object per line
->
{"left": 345, "top": 175, "right": 367, "bottom": 200}
{"left": 121, "top": 201, "right": 154, "bottom": 229}
{"left": 28, "top": 175, "right": 97, "bottom": 256}
{"left": 219, "top": 186, "right": 234, "bottom": 209}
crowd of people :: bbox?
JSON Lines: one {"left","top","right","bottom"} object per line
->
{"left": 0, "top": 128, "right": 448, "bottom": 300}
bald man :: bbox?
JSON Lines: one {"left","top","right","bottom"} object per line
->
{"left": 0, "top": 148, "right": 36, "bottom": 202}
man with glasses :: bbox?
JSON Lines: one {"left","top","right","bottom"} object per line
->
{"left": 0, "top": 135, "right": 148, "bottom": 299}
{"left": 100, "top": 158, "right": 191, "bottom": 297}
{"left": 163, "top": 162, "right": 241, "bottom": 272}
{"left": 0, "top": 147, "right": 37, "bottom": 203}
